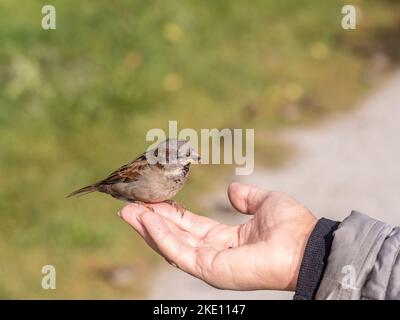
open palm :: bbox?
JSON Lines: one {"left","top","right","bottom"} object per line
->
{"left": 120, "top": 182, "right": 316, "bottom": 291}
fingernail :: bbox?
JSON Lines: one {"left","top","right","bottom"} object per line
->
{"left": 117, "top": 210, "right": 122, "bottom": 217}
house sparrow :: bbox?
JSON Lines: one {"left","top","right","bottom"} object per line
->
{"left": 68, "top": 139, "right": 200, "bottom": 215}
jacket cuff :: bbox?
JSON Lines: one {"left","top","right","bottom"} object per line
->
{"left": 293, "top": 218, "right": 340, "bottom": 300}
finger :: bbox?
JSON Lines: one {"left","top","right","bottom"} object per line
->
{"left": 161, "top": 211, "right": 243, "bottom": 249}
{"left": 147, "top": 203, "right": 247, "bottom": 249}
{"left": 146, "top": 202, "right": 220, "bottom": 237}
{"left": 140, "top": 211, "right": 200, "bottom": 277}
{"left": 162, "top": 217, "right": 201, "bottom": 247}
{"left": 227, "top": 182, "right": 269, "bottom": 214}
{"left": 120, "top": 203, "right": 201, "bottom": 248}
{"left": 119, "top": 204, "right": 161, "bottom": 254}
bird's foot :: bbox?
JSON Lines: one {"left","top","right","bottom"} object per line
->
{"left": 164, "top": 200, "right": 186, "bottom": 218}
{"left": 132, "top": 201, "right": 155, "bottom": 212}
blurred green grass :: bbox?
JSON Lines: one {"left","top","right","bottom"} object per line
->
{"left": 0, "top": 0, "right": 399, "bottom": 298}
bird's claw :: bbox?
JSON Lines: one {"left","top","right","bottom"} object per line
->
{"left": 164, "top": 200, "right": 186, "bottom": 218}
{"left": 132, "top": 201, "right": 155, "bottom": 212}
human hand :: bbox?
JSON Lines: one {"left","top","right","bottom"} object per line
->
{"left": 119, "top": 182, "right": 316, "bottom": 291}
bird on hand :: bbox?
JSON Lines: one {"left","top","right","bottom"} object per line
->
{"left": 68, "top": 139, "right": 201, "bottom": 216}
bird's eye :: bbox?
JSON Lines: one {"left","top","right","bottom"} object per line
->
{"left": 186, "top": 150, "right": 191, "bottom": 157}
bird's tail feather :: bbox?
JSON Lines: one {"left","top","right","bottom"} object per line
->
{"left": 67, "top": 184, "right": 98, "bottom": 198}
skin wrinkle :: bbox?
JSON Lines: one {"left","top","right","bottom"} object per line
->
{"left": 216, "top": 226, "right": 235, "bottom": 248}
{"left": 163, "top": 216, "right": 200, "bottom": 247}
{"left": 251, "top": 192, "right": 270, "bottom": 213}
{"left": 200, "top": 224, "right": 217, "bottom": 241}
{"left": 181, "top": 250, "right": 197, "bottom": 276}
{"left": 280, "top": 243, "right": 297, "bottom": 290}
{"left": 237, "top": 222, "right": 248, "bottom": 247}
{"left": 197, "top": 248, "right": 217, "bottom": 286}
{"left": 157, "top": 204, "right": 233, "bottom": 247}
{"left": 222, "top": 252, "right": 236, "bottom": 288}
{"left": 210, "top": 250, "right": 228, "bottom": 289}
{"left": 155, "top": 203, "right": 219, "bottom": 238}
{"left": 218, "top": 226, "right": 234, "bottom": 248}
{"left": 253, "top": 245, "right": 270, "bottom": 288}
{"left": 200, "top": 224, "right": 224, "bottom": 247}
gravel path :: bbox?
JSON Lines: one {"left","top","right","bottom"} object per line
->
{"left": 148, "top": 71, "right": 400, "bottom": 299}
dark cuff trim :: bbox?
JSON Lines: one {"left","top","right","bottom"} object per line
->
{"left": 293, "top": 218, "right": 340, "bottom": 300}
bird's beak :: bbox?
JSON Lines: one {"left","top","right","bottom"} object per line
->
{"left": 188, "top": 152, "right": 201, "bottom": 164}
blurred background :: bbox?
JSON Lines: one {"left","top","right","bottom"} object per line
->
{"left": 0, "top": 0, "right": 399, "bottom": 299}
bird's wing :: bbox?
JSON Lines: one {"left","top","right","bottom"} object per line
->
{"left": 99, "top": 153, "right": 149, "bottom": 185}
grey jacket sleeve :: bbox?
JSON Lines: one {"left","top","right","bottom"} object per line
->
{"left": 316, "top": 211, "right": 400, "bottom": 300}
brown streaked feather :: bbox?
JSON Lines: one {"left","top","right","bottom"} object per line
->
{"left": 98, "top": 153, "right": 149, "bottom": 184}
{"left": 68, "top": 153, "right": 151, "bottom": 198}
{"left": 67, "top": 184, "right": 98, "bottom": 197}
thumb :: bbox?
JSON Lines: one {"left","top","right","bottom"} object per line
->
{"left": 227, "top": 182, "right": 269, "bottom": 215}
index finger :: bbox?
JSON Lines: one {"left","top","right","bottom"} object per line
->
{"left": 147, "top": 202, "right": 220, "bottom": 237}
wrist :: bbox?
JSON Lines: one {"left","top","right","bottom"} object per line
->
{"left": 293, "top": 217, "right": 340, "bottom": 299}
{"left": 288, "top": 215, "right": 317, "bottom": 291}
